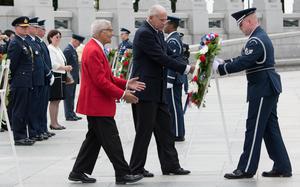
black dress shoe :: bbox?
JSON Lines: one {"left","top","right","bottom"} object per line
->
{"left": 15, "top": 138, "right": 35, "bottom": 146}
{"left": 50, "top": 125, "right": 64, "bottom": 130}
{"left": 66, "top": 117, "right": 77, "bottom": 121}
{"left": 75, "top": 116, "right": 82, "bottom": 120}
{"left": 47, "top": 131, "right": 56, "bottom": 137}
{"left": 224, "top": 169, "right": 254, "bottom": 179}
{"left": 68, "top": 171, "right": 96, "bottom": 183}
{"left": 115, "top": 174, "right": 143, "bottom": 185}
{"left": 162, "top": 168, "right": 191, "bottom": 175}
{"left": 262, "top": 170, "right": 292, "bottom": 177}
{"left": 175, "top": 136, "right": 185, "bottom": 142}
{"left": 141, "top": 169, "right": 154, "bottom": 177}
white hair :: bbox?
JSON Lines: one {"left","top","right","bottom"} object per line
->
{"left": 148, "top": 4, "right": 166, "bottom": 17}
{"left": 91, "top": 19, "right": 111, "bottom": 35}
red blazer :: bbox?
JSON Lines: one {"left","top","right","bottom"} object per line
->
{"left": 76, "top": 39, "right": 127, "bottom": 117}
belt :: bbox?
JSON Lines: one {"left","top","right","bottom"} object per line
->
{"left": 246, "top": 67, "right": 275, "bottom": 75}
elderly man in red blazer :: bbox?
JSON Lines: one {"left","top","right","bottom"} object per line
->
{"left": 68, "top": 19, "right": 145, "bottom": 185}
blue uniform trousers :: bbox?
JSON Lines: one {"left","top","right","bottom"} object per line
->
{"left": 10, "top": 87, "right": 31, "bottom": 140}
{"left": 41, "top": 85, "right": 50, "bottom": 133}
{"left": 237, "top": 95, "right": 292, "bottom": 174}
{"left": 64, "top": 83, "right": 77, "bottom": 119}
{"left": 166, "top": 84, "right": 185, "bottom": 138}
{"left": 29, "top": 86, "right": 44, "bottom": 137}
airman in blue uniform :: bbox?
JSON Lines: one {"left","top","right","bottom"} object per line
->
{"left": 164, "top": 16, "right": 187, "bottom": 142}
{"left": 213, "top": 8, "right": 292, "bottom": 179}
{"left": 26, "top": 17, "right": 51, "bottom": 141}
{"left": 63, "top": 34, "right": 85, "bottom": 121}
{"left": 118, "top": 28, "right": 133, "bottom": 57}
{"left": 8, "top": 16, "right": 35, "bottom": 145}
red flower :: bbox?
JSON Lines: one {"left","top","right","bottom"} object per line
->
{"left": 123, "top": 61, "right": 129, "bottom": 66}
{"left": 120, "top": 74, "right": 124, "bottom": 79}
{"left": 215, "top": 33, "right": 219, "bottom": 38}
{"left": 192, "top": 76, "right": 198, "bottom": 82}
{"left": 124, "top": 52, "right": 129, "bottom": 57}
{"left": 205, "top": 40, "right": 211, "bottom": 45}
{"left": 199, "top": 54, "right": 206, "bottom": 63}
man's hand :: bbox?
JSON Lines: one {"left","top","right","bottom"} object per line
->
{"left": 127, "top": 77, "right": 146, "bottom": 91}
{"left": 189, "top": 65, "right": 195, "bottom": 74}
{"left": 123, "top": 90, "right": 139, "bottom": 104}
{"left": 49, "top": 74, "right": 55, "bottom": 86}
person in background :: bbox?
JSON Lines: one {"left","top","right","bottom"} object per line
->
{"left": 118, "top": 27, "right": 133, "bottom": 57}
{"left": 36, "top": 19, "right": 56, "bottom": 137}
{"left": 47, "top": 29, "right": 72, "bottom": 130}
{"left": 213, "top": 7, "right": 292, "bottom": 179}
{"left": 8, "top": 16, "right": 35, "bottom": 145}
{"left": 63, "top": 34, "right": 85, "bottom": 121}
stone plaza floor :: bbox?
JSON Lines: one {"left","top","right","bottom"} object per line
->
{"left": 0, "top": 70, "right": 300, "bottom": 187}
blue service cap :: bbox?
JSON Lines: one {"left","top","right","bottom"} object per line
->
{"left": 72, "top": 34, "right": 85, "bottom": 43}
{"left": 37, "top": 20, "right": 46, "bottom": 27}
{"left": 29, "top": 17, "right": 39, "bottom": 26}
{"left": 120, "top": 28, "right": 130, "bottom": 34}
{"left": 11, "top": 16, "right": 30, "bottom": 27}
{"left": 167, "top": 16, "right": 180, "bottom": 25}
{"left": 231, "top": 7, "right": 257, "bottom": 25}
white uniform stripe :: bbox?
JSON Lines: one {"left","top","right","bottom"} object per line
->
{"left": 245, "top": 97, "right": 264, "bottom": 172}
{"left": 171, "top": 88, "right": 178, "bottom": 136}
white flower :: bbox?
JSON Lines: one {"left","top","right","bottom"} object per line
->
{"left": 188, "top": 81, "right": 199, "bottom": 93}
{"left": 192, "top": 60, "right": 200, "bottom": 78}
{"left": 199, "top": 45, "right": 208, "bottom": 54}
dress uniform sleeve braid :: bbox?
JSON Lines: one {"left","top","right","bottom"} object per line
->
{"left": 168, "top": 38, "right": 182, "bottom": 55}
{"left": 219, "top": 38, "right": 264, "bottom": 75}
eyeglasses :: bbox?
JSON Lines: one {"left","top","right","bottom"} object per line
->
{"left": 101, "top": 28, "right": 113, "bottom": 32}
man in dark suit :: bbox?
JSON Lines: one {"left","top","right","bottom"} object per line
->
{"left": 36, "top": 19, "right": 55, "bottom": 138}
{"left": 213, "top": 8, "right": 292, "bottom": 179}
{"left": 68, "top": 19, "right": 144, "bottom": 185}
{"left": 63, "top": 34, "right": 85, "bottom": 121}
{"left": 129, "top": 4, "right": 194, "bottom": 177}
{"left": 8, "top": 16, "right": 35, "bottom": 145}
{"left": 164, "top": 16, "right": 187, "bottom": 142}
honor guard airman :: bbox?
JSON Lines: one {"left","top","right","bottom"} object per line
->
{"left": 35, "top": 19, "right": 56, "bottom": 138}
{"left": 25, "top": 17, "right": 52, "bottom": 141}
{"left": 118, "top": 28, "right": 133, "bottom": 57}
{"left": 164, "top": 16, "right": 187, "bottom": 141}
{"left": 213, "top": 8, "right": 292, "bottom": 179}
{"left": 63, "top": 34, "right": 85, "bottom": 121}
{"left": 8, "top": 16, "right": 35, "bottom": 145}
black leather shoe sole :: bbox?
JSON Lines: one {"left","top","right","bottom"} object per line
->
{"left": 162, "top": 169, "right": 191, "bottom": 175}
{"left": 224, "top": 173, "right": 253, "bottom": 179}
{"left": 115, "top": 175, "right": 143, "bottom": 185}
{"left": 262, "top": 171, "right": 292, "bottom": 177}
{"left": 68, "top": 176, "right": 96, "bottom": 183}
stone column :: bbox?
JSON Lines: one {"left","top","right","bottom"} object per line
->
{"left": 100, "top": 0, "right": 135, "bottom": 47}
{"left": 58, "top": 0, "right": 95, "bottom": 37}
{"left": 294, "top": 0, "right": 300, "bottom": 12}
{"left": 253, "top": 0, "right": 283, "bottom": 33}
{"left": 214, "top": 0, "right": 244, "bottom": 39}
{"left": 14, "top": 0, "right": 54, "bottom": 31}
{"left": 176, "top": 0, "right": 208, "bottom": 44}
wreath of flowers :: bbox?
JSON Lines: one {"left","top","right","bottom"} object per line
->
{"left": 106, "top": 48, "right": 117, "bottom": 65}
{"left": 188, "top": 33, "right": 221, "bottom": 108}
{"left": 116, "top": 49, "right": 132, "bottom": 79}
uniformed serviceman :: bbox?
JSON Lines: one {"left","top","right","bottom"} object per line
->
{"left": 163, "top": 16, "right": 187, "bottom": 142}
{"left": 212, "top": 8, "right": 292, "bottom": 179}
{"left": 36, "top": 19, "right": 55, "bottom": 138}
{"left": 118, "top": 28, "right": 133, "bottom": 57}
{"left": 26, "top": 17, "right": 52, "bottom": 141}
{"left": 63, "top": 34, "right": 85, "bottom": 121}
{"left": 8, "top": 16, "right": 35, "bottom": 145}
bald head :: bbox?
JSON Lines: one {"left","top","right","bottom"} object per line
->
{"left": 147, "top": 4, "right": 168, "bottom": 31}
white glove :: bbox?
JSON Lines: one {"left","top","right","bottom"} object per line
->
{"left": 167, "top": 83, "right": 173, "bottom": 89}
{"left": 213, "top": 59, "right": 220, "bottom": 72}
{"left": 50, "top": 75, "right": 55, "bottom": 86}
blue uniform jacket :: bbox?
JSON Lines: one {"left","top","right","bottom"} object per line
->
{"left": 8, "top": 35, "right": 33, "bottom": 88}
{"left": 218, "top": 26, "right": 282, "bottom": 101}
{"left": 36, "top": 37, "right": 52, "bottom": 84}
{"left": 63, "top": 44, "right": 79, "bottom": 84}
{"left": 118, "top": 39, "right": 133, "bottom": 56}
{"left": 25, "top": 36, "right": 46, "bottom": 86}
{"left": 130, "top": 21, "right": 187, "bottom": 103}
{"left": 166, "top": 31, "right": 187, "bottom": 85}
